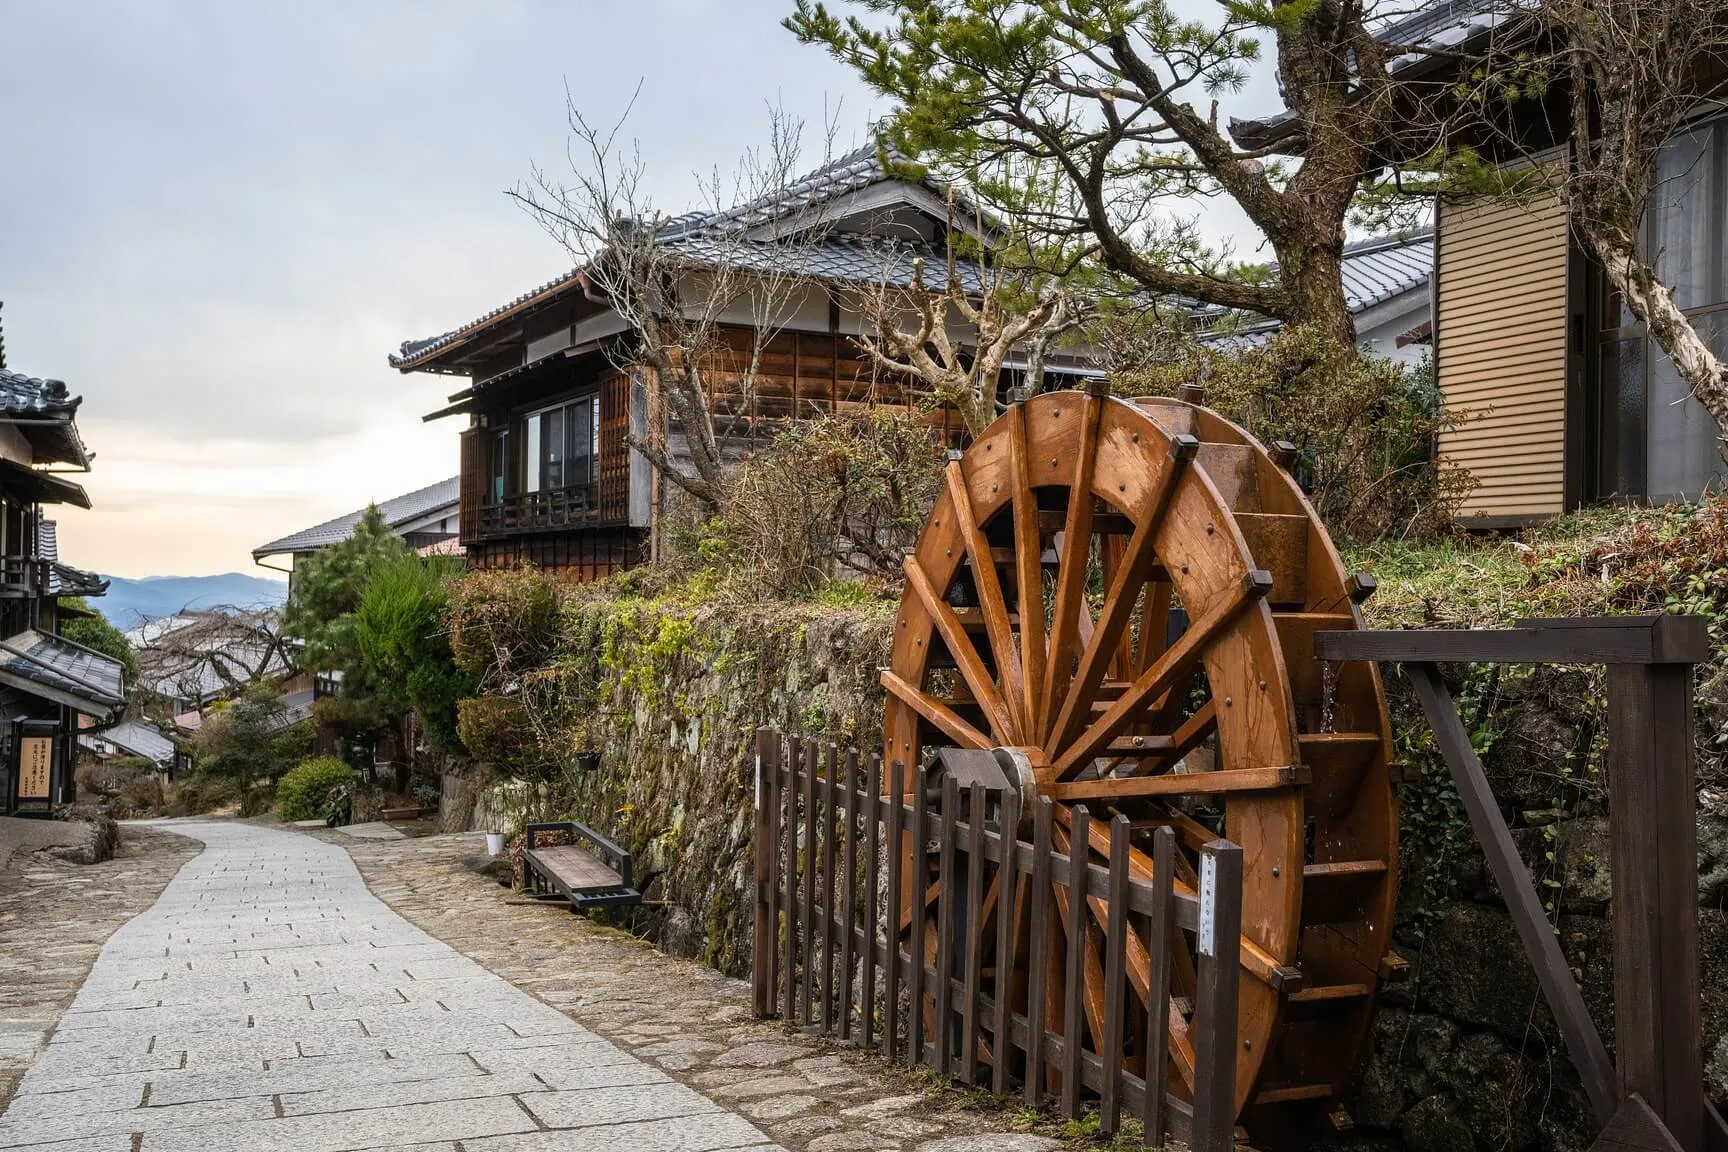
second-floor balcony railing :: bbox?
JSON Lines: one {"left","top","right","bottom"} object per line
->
{"left": 0, "top": 556, "right": 48, "bottom": 599}
{"left": 476, "top": 484, "right": 601, "bottom": 537}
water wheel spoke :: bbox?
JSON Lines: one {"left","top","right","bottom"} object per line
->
{"left": 1038, "top": 392, "right": 1104, "bottom": 743}
{"left": 1049, "top": 511, "right": 1160, "bottom": 751}
{"left": 902, "top": 555, "right": 1016, "bottom": 744}
{"left": 1114, "top": 701, "right": 1219, "bottom": 774}
{"left": 945, "top": 463, "right": 1027, "bottom": 741}
{"left": 1009, "top": 406, "right": 1048, "bottom": 737}
{"left": 1134, "top": 579, "right": 1173, "bottom": 677}
{"left": 882, "top": 671, "right": 993, "bottom": 750}
{"left": 1047, "top": 570, "right": 1271, "bottom": 781}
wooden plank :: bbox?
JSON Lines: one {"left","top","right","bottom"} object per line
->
{"left": 1008, "top": 405, "right": 1048, "bottom": 738}
{"left": 1025, "top": 798, "right": 1053, "bottom": 1106}
{"left": 1606, "top": 663, "right": 1706, "bottom": 1152}
{"left": 945, "top": 462, "right": 1027, "bottom": 740}
{"left": 1100, "top": 815, "right": 1131, "bottom": 1136}
{"left": 1406, "top": 663, "right": 1619, "bottom": 1120}
{"left": 753, "top": 730, "right": 775, "bottom": 1018}
{"left": 962, "top": 781, "right": 987, "bottom": 1085}
{"left": 936, "top": 776, "right": 959, "bottom": 1077}
{"left": 882, "top": 670, "right": 994, "bottom": 750}
{"left": 861, "top": 756, "right": 882, "bottom": 1049}
{"left": 1315, "top": 618, "right": 1709, "bottom": 666}
{"left": 1061, "top": 806, "right": 1090, "bottom": 1119}
{"left": 1044, "top": 765, "right": 1306, "bottom": 801}
{"left": 820, "top": 745, "right": 838, "bottom": 1036}
{"left": 992, "top": 788, "right": 1021, "bottom": 1096}
{"left": 908, "top": 773, "right": 930, "bottom": 1069}
{"left": 781, "top": 742, "right": 799, "bottom": 1023}
{"left": 1592, "top": 1094, "right": 1689, "bottom": 1152}
{"left": 884, "top": 759, "right": 905, "bottom": 1062}
{"left": 1192, "top": 840, "right": 1241, "bottom": 1152}
{"left": 1143, "top": 826, "right": 1175, "bottom": 1150}
{"left": 839, "top": 750, "right": 860, "bottom": 1041}
{"left": 802, "top": 741, "right": 818, "bottom": 1026}
{"left": 903, "top": 555, "right": 1015, "bottom": 743}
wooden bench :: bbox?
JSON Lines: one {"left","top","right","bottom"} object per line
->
{"left": 521, "top": 821, "right": 641, "bottom": 912}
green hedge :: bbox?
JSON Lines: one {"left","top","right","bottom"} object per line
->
{"left": 275, "top": 756, "right": 359, "bottom": 823}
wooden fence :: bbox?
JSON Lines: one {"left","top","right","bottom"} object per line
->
{"left": 751, "top": 730, "right": 1244, "bottom": 1151}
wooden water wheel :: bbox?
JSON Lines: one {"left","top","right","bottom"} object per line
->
{"left": 883, "top": 385, "right": 1396, "bottom": 1145}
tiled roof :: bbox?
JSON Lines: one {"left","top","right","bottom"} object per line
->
{"left": 1196, "top": 228, "right": 1432, "bottom": 346}
{"left": 0, "top": 370, "right": 78, "bottom": 417}
{"left": 36, "top": 519, "right": 56, "bottom": 564}
{"left": 49, "top": 563, "right": 109, "bottom": 599}
{"left": 252, "top": 476, "right": 460, "bottom": 560}
{"left": 0, "top": 629, "right": 125, "bottom": 717}
{"left": 390, "top": 144, "right": 979, "bottom": 370}
{"left": 80, "top": 719, "right": 176, "bottom": 766}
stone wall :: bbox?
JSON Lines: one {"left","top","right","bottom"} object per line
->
{"left": 451, "top": 585, "right": 1725, "bottom": 1152}
{"left": 488, "top": 596, "right": 892, "bottom": 975}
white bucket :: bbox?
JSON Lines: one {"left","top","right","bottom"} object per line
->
{"left": 485, "top": 832, "right": 506, "bottom": 856}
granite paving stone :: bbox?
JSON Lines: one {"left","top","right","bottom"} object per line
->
{"left": 0, "top": 822, "right": 775, "bottom": 1152}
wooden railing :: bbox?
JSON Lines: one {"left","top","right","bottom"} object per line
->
{"left": 0, "top": 555, "right": 47, "bottom": 598}
{"left": 476, "top": 484, "right": 600, "bottom": 536}
{"left": 752, "top": 730, "right": 1242, "bottom": 1151}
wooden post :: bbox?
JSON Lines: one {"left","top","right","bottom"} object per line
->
{"left": 839, "top": 750, "right": 859, "bottom": 1042}
{"left": 884, "top": 760, "right": 905, "bottom": 1062}
{"left": 936, "top": 775, "right": 958, "bottom": 1077}
{"left": 1406, "top": 664, "right": 1619, "bottom": 1122}
{"left": 861, "top": 755, "right": 882, "bottom": 1051}
{"left": 1192, "top": 839, "right": 1240, "bottom": 1152}
{"left": 752, "top": 729, "right": 775, "bottom": 1018}
{"left": 1100, "top": 815, "right": 1131, "bottom": 1136}
{"left": 992, "top": 788, "right": 1021, "bottom": 1097}
{"left": 781, "top": 738, "right": 800, "bottom": 1023}
{"left": 1025, "top": 798, "right": 1053, "bottom": 1107}
{"left": 1606, "top": 661, "right": 1705, "bottom": 1152}
{"left": 1060, "top": 806, "right": 1090, "bottom": 1119}
{"left": 1143, "top": 826, "right": 1176, "bottom": 1150}
{"left": 962, "top": 781, "right": 987, "bottom": 1085}
{"left": 802, "top": 741, "right": 818, "bottom": 1026}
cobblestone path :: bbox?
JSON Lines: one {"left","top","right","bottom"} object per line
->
{"left": 0, "top": 826, "right": 200, "bottom": 1111}
{"left": 0, "top": 822, "right": 782, "bottom": 1151}
{"left": 332, "top": 828, "right": 1060, "bottom": 1152}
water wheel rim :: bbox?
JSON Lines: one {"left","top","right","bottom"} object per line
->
{"left": 882, "top": 389, "right": 1396, "bottom": 1139}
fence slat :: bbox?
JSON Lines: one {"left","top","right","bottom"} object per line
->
{"left": 1193, "top": 839, "right": 1242, "bottom": 1152}
{"left": 861, "top": 755, "right": 882, "bottom": 1051}
{"left": 801, "top": 741, "right": 819, "bottom": 1026}
{"left": 820, "top": 745, "right": 838, "bottom": 1036}
{"left": 1100, "top": 815, "right": 1130, "bottom": 1135}
{"left": 781, "top": 738, "right": 800, "bottom": 1022}
{"left": 992, "top": 789, "right": 1021, "bottom": 1096}
{"left": 1144, "top": 826, "right": 1176, "bottom": 1149}
{"left": 1061, "top": 806, "right": 1090, "bottom": 1119}
{"left": 884, "top": 759, "right": 905, "bottom": 1062}
{"left": 935, "top": 775, "right": 958, "bottom": 1078}
{"left": 752, "top": 730, "right": 775, "bottom": 1017}
{"left": 1024, "top": 798, "right": 1052, "bottom": 1107}
{"left": 908, "top": 773, "right": 930, "bottom": 1069}
{"left": 961, "top": 781, "right": 986, "bottom": 1085}
{"left": 839, "top": 750, "right": 859, "bottom": 1041}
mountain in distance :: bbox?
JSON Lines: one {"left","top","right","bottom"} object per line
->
{"left": 94, "top": 573, "right": 289, "bottom": 631}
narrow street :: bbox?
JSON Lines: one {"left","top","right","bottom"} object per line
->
{"left": 0, "top": 824, "right": 778, "bottom": 1152}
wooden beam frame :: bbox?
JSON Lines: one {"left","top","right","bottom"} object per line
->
{"left": 1317, "top": 616, "right": 1710, "bottom": 1152}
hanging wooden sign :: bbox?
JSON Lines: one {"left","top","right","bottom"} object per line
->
{"left": 17, "top": 736, "right": 52, "bottom": 802}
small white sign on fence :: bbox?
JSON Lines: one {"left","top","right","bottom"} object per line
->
{"left": 1198, "top": 851, "right": 1218, "bottom": 958}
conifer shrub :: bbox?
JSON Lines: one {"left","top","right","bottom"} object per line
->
{"left": 275, "top": 756, "right": 360, "bottom": 823}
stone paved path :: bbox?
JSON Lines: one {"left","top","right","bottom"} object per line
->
{"left": 0, "top": 822, "right": 782, "bottom": 1151}
{"left": 330, "top": 828, "right": 1062, "bottom": 1152}
{"left": 0, "top": 827, "right": 200, "bottom": 1112}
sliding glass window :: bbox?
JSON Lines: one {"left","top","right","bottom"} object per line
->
{"left": 522, "top": 396, "right": 597, "bottom": 494}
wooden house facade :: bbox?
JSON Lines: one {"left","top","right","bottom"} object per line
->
{"left": 0, "top": 321, "right": 125, "bottom": 815}
{"left": 392, "top": 146, "right": 1086, "bottom": 578}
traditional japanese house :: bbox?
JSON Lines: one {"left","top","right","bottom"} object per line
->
{"left": 0, "top": 342, "right": 125, "bottom": 814}
{"left": 1231, "top": 0, "right": 1728, "bottom": 523}
{"left": 252, "top": 476, "right": 461, "bottom": 575}
{"left": 390, "top": 145, "right": 1096, "bottom": 578}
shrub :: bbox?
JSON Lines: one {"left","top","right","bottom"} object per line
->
{"left": 1111, "top": 324, "right": 1469, "bottom": 543}
{"left": 275, "top": 756, "right": 360, "bottom": 823}
{"left": 448, "top": 566, "right": 565, "bottom": 685}
{"left": 170, "top": 772, "right": 241, "bottom": 816}
{"left": 354, "top": 553, "right": 473, "bottom": 752}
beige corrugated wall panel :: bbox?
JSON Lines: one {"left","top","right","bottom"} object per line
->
{"left": 1437, "top": 190, "right": 1570, "bottom": 519}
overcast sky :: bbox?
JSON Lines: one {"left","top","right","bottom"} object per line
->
{"left": 0, "top": 1, "right": 1278, "bottom": 579}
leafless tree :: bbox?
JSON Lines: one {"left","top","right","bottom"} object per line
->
{"left": 134, "top": 607, "right": 295, "bottom": 714}
{"left": 509, "top": 88, "right": 845, "bottom": 511}
{"left": 848, "top": 222, "right": 1086, "bottom": 436}
{"left": 1529, "top": 0, "right": 1728, "bottom": 439}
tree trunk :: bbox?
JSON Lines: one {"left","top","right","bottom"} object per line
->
{"left": 1278, "top": 240, "right": 1358, "bottom": 351}
{"left": 1591, "top": 230, "right": 1728, "bottom": 440}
